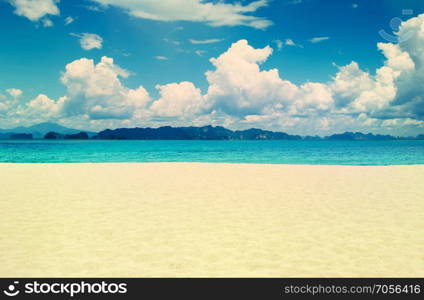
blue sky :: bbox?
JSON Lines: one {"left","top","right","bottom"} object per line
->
{"left": 1, "top": 0, "right": 424, "bottom": 135}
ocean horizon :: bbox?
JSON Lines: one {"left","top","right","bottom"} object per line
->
{"left": 1, "top": 139, "right": 423, "bottom": 165}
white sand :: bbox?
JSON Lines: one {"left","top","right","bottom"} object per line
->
{"left": 0, "top": 163, "right": 423, "bottom": 277}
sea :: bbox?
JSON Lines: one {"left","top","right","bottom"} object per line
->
{"left": 0, "top": 140, "right": 423, "bottom": 165}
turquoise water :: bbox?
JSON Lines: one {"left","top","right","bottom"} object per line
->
{"left": 0, "top": 140, "right": 423, "bottom": 165}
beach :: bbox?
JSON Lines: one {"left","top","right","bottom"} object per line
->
{"left": 0, "top": 163, "right": 423, "bottom": 277}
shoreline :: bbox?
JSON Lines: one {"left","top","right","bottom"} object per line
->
{"left": 1, "top": 163, "right": 423, "bottom": 277}
{"left": 0, "top": 162, "right": 423, "bottom": 166}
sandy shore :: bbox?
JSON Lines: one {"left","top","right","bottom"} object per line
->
{"left": 0, "top": 163, "right": 423, "bottom": 277}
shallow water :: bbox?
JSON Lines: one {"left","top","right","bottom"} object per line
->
{"left": 0, "top": 140, "right": 423, "bottom": 165}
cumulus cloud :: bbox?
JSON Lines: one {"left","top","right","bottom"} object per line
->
{"left": 71, "top": 33, "right": 103, "bottom": 50}
{"left": 60, "top": 56, "right": 150, "bottom": 119}
{"left": 330, "top": 62, "right": 375, "bottom": 108}
{"left": 4, "top": 14, "right": 424, "bottom": 135}
{"left": 90, "top": 0, "right": 272, "bottom": 29}
{"left": 0, "top": 92, "right": 16, "bottom": 115}
{"left": 8, "top": 0, "right": 59, "bottom": 22}
{"left": 386, "top": 15, "right": 424, "bottom": 119}
{"left": 26, "top": 94, "right": 62, "bottom": 117}
{"left": 205, "top": 40, "right": 298, "bottom": 116}
{"left": 295, "top": 82, "right": 333, "bottom": 113}
{"left": 151, "top": 82, "right": 207, "bottom": 118}
{"left": 0, "top": 90, "right": 63, "bottom": 127}
{"left": 200, "top": 18, "right": 424, "bottom": 133}
{"left": 329, "top": 15, "right": 422, "bottom": 120}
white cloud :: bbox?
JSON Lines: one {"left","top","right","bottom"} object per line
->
{"left": 71, "top": 33, "right": 103, "bottom": 50}
{"left": 6, "top": 88, "right": 23, "bottom": 98}
{"left": 295, "top": 82, "right": 333, "bottom": 113}
{"left": 60, "top": 56, "right": 150, "bottom": 119}
{"left": 283, "top": 39, "right": 302, "bottom": 48}
{"left": 285, "top": 39, "right": 296, "bottom": 46}
{"left": 376, "top": 14, "right": 424, "bottom": 119}
{"left": 309, "top": 36, "right": 330, "bottom": 43}
{"left": 83, "top": 5, "right": 104, "bottom": 12}
{"left": 330, "top": 62, "right": 375, "bottom": 108}
{"left": 151, "top": 82, "right": 207, "bottom": 117}
{"left": 90, "top": 0, "right": 272, "bottom": 29}
{"left": 195, "top": 50, "right": 206, "bottom": 57}
{"left": 199, "top": 24, "right": 424, "bottom": 133}
{"left": 8, "top": 0, "right": 59, "bottom": 22}
{"left": 0, "top": 91, "right": 63, "bottom": 126}
{"left": 205, "top": 40, "right": 298, "bottom": 116}
{"left": 154, "top": 56, "right": 168, "bottom": 60}
{"left": 273, "top": 39, "right": 283, "bottom": 50}
{"left": 4, "top": 14, "right": 424, "bottom": 135}
{"left": 189, "top": 39, "right": 223, "bottom": 45}
{"left": 26, "top": 94, "right": 61, "bottom": 117}
{"left": 324, "top": 14, "right": 424, "bottom": 124}
{"left": 42, "top": 18, "right": 53, "bottom": 27}
{"left": 64, "top": 16, "right": 74, "bottom": 25}
{"left": 0, "top": 91, "right": 16, "bottom": 115}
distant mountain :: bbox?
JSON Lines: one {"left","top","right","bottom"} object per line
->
{"left": 94, "top": 127, "right": 424, "bottom": 141}
{"left": 44, "top": 131, "right": 89, "bottom": 140}
{"left": 233, "top": 128, "right": 301, "bottom": 140}
{"left": 327, "top": 132, "right": 397, "bottom": 141}
{"left": 0, "top": 123, "right": 422, "bottom": 141}
{"left": 0, "top": 122, "right": 96, "bottom": 139}
{"left": 93, "top": 126, "right": 302, "bottom": 140}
